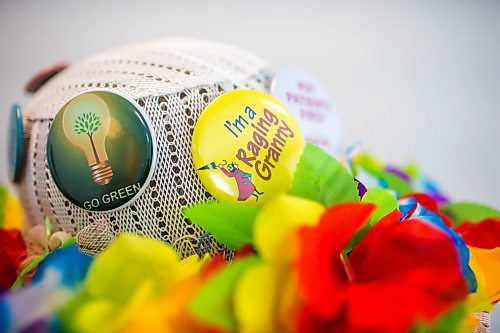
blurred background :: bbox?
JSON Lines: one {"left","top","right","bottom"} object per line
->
{"left": 0, "top": 0, "right": 499, "bottom": 327}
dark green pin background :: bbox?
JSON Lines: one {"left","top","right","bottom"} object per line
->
{"left": 47, "top": 91, "right": 154, "bottom": 211}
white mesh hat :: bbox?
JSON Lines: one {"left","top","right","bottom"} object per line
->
{"left": 16, "top": 38, "right": 273, "bottom": 257}
{"left": 10, "top": 38, "right": 493, "bottom": 333}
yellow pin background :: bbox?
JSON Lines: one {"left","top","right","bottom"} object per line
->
{"left": 192, "top": 90, "right": 304, "bottom": 206}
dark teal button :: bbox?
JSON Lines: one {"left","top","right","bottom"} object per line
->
{"left": 46, "top": 90, "right": 156, "bottom": 212}
{"left": 8, "top": 104, "right": 24, "bottom": 183}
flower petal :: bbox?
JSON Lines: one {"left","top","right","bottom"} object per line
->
{"left": 3, "top": 195, "right": 24, "bottom": 231}
{"left": 455, "top": 218, "right": 500, "bottom": 250}
{"left": 0, "top": 229, "right": 27, "bottom": 290}
{"left": 297, "top": 225, "right": 347, "bottom": 320}
{"left": 297, "top": 203, "right": 375, "bottom": 319}
{"left": 317, "top": 203, "right": 376, "bottom": 253}
{"left": 297, "top": 305, "right": 348, "bottom": 333}
{"left": 234, "top": 263, "right": 276, "bottom": 333}
{"left": 398, "top": 199, "right": 477, "bottom": 292}
{"left": 347, "top": 283, "right": 448, "bottom": 333}
{"left": 469, "top": 246, "right": 500, "bottom": 304}
{"left": 84, "top": 234, "right": 181, "bottom": 302}
{"left": 349, "top": 214, "right": 468, "bottom": 327}
{"left": 400, "top": 193, "right": 452, "bottom": 226}
{"left": 464, "top": 249, "right": 493, "bottom": 313}
{"left": 254, "top": 194, "right": 324, "bottom": 263}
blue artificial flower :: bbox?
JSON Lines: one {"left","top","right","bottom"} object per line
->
{"left": 0, "top": 242, "right": 93, "bottom": 333}
{"left": 32, "top": 242, "right": 92, "bottom": 288}
{"left": 398, "top": 197, "right": 477, "bottom": 292}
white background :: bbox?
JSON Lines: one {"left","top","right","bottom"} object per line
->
{"left": 0, "top": 0, "right": 499, "bottom": 328}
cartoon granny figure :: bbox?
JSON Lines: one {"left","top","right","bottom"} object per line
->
{"left": 218, "top": 161, "right": 263, "bottom": 201}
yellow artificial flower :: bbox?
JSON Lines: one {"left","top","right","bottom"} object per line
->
{"left": 253, "top": 194, "right": 325, "bottom": 264}
{"left": 234, "top": 263, "right": 276, "bottom": 333}
{"left": 121, "top": 276, "right": 205, "bottom": 333}
{"left": 3, "top": 194, "right": 24, "bottom": 230}
{"left": 234, "top": 194, "right": 324, "bottom": 333}
{"left": 469, "top": 246, "right": 500, "bottom": 304}
{"left": 62, "top": 234, "right": 207, "bottom": 333}
{"left": 460, "top": 248, "right": 494, "bottom": 332}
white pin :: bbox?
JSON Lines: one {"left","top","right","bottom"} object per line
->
{"left": 271, "top": 68, "right": 342, "bottom": 156}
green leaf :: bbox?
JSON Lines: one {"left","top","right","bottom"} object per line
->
{"left": 412, "top": 303, "right": 466, "bottom": 333}
{"left": 352, "top": 153, "right": 414, "bottom": 196}
{"left": 189, "top": 256, "right": 259, "bottom": 331}
{"left": 11, "top": 238, "right": 76, "bottom": 291}
{"left": 74, "top": 112, "right": 101, "bottom": 134}
{"left": 11, "top": 252, "right": 49, "bottom": 290}
{"left": 440, "top": 202, "right": 500, "bottom": 227}
{"left": 352, "top": 153, "right": 382, "bottom": 177}
{"left": 0, "top": 184, "right": 7, "bottom": 228}
{"left": 403, "top": 162, "right": 420, "bottom": 179}
{"left": 44, "top": 216, "right": 52, "bottom": 252}
{"left": 345, "top": 188, "right": 397, "bottom": 253}
{"left": 183, "top": 202, "right": 259, "bottom": 250}
{"left": 345, "top": 222, "right": 371, "bottom": 253}
{"left": 361, "top": 188, "right": 398, "bottom": 226}
{"left": 290, "top": 143, "right": 360, "bottom": 206}
{"left": 379, "top": 171, "right": 414, "bottom": 196}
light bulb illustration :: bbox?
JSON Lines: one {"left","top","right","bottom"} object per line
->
{"left": 62, "top": 93, "right": 113, "bottom": 185}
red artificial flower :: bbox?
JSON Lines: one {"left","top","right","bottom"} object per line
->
{"left": 199, "top": 245, "right": 256, "bottom": 282}
{"left": 454, "top": 218, "right": 500, "bottom": 250}
{"left": 199, "top": 254, "right": 226, "bottom": 282}
{"left": 296, "top": 203, "right": 468, "bottom": 333}
{"left": 0, "top": 229, "right": 27, "bottom": 290}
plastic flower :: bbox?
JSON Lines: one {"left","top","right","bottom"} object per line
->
{"left": 0, "top": 229, "right": 27, "bottom": 291}
{"left": 1, "top": 194, "right": 24, "bottom": 231}
{"left": 455, "top": 218, "right": 500, "bottom": 250}
{"left": 414, "top": 176, "right": 449, "bottom": 205}
{"left": 234, "top": 194, "right": 324, "bottom": 333}
{"left": 351, "top": 153, "right": 413, "bottom": 196}
{"left": 398, "top": 195, "right": 476, "bottom": 292}
{"left": 399, "top": 193, "right": 451, "bottom": 224}
{"left": 0, "top": 241, "right": 92, "bottom": 333}
{"left": 297, "top": 203, "right": 469, "bottom": 333}
{"left": 253, "top": 194, "right": 325, "bottom": 264}
{"left": 60, "top": 234, "right": 206, "bottom": 333}
{"left": 460, "top": 248, "right": 495, "bottom": 332}
{"left": 455, "top": 219, "right": 499, "bottom": 332}
{"left": 455, "top": 218, "right": 500, "bottom": 305}
{"left": 120, "top": 263, "right": 209, "bottom": 333}
{"left": 467, "top": 246, "right": 499, "bottom": 304}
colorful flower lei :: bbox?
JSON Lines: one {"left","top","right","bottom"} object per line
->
{"left": 0, "top": 144, "right": 498, "bottom": 333}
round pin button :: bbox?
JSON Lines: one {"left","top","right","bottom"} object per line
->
{"left": 271, "top": 68, "right": 342, "bottom": 157}
{"left": 192, "top": 90, "right": 304, "bottom": 206}
{"left": 8, "top": 104, "right": 24, "bottom": 183}
{"left": 47, "top": 90, "right": 156, "bottom": 212}
{"left": 25, "top": 62, "right": 69, "bottom": 93}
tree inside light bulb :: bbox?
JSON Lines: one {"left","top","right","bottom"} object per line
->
{"left": 62, "top": 93, "right": 113, "bottom": 185}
